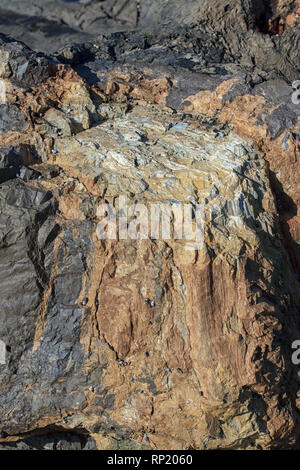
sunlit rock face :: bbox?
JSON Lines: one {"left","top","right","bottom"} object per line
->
{"left": 0, "top": 0, "right": 300, "bottom": 451}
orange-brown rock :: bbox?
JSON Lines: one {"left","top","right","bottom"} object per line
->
{"left": 0, "top": 0, "right": 300, "bottom": 451}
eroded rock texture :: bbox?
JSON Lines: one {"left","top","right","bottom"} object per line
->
{"left": 0, "top": 0, "right": 300, "bottom": 450}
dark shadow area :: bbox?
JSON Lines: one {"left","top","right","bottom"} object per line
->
{"left": 0, "top": 424, "right": 94, "bottom": 450}
{"left": 269, "top": 170, "right": 300, "bottom": 275}
{"left": 253, "top": 0, "right": 286, "bottom": 35}
{"left": 0, "top": 6, "right": 95, "bottom": 54}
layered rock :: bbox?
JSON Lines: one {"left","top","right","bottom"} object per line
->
{"left": 0, "top": 0, "right": 299, "bottom": 53}
{"left": 0, "top": 0, "right": 300, "bottom": 451}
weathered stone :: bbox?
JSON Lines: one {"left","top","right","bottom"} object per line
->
{"left": 0, "top": 145, "right": 36, "bottom": 183}
{"left": 0, "top": 0, "right": 300, "bottom": 451}
{"left": 0, "top": 34, "right": 52, "bottom": 87}
{"left": 0, "top": 105, "right": 28, "bottom": 134}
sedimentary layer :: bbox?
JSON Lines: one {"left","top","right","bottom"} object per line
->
{"left": 0, "top": 0, "right": 299, "bottom": 450}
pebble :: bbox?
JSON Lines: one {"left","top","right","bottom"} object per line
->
{"left": 234, "top": 145, "right": 247, "bottom": 157}
{"left": 170, "top": 122, "right": 188, "bottom": 131}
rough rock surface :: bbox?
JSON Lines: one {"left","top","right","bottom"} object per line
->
{"left": 0, "top": 0, "right": 300, "bottom": 450}
{"left": 0, "top": 0, "right": 299, "bottom": 53}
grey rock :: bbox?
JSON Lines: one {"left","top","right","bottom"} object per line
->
{"left": 0, "top": 105, "right": 28, "bottom": 134}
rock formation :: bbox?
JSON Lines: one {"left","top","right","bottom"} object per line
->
{"left": 0, "top": 0, "right": 299, "bottom": 450}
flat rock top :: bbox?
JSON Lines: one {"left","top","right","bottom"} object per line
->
{"left": 40, "top": 101, "right": 276, "bottom": 277}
